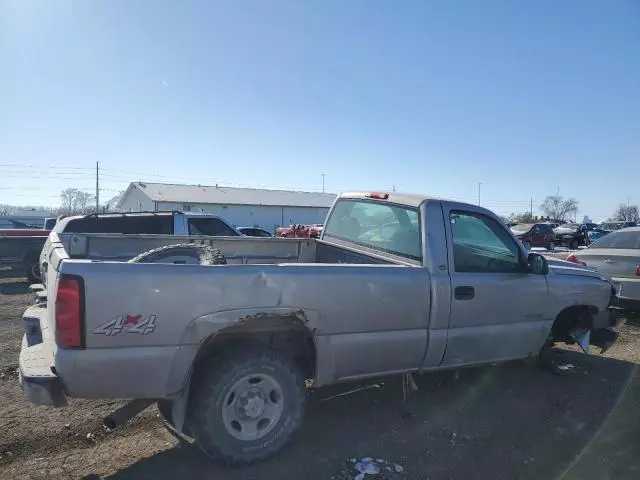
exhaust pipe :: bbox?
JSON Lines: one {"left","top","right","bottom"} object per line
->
{"left": 103, "top": 399, "right": 155, "bottom": 430}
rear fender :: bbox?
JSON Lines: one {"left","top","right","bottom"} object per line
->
{"left": 163, "top": 307, "right": 326, "bottom": 432}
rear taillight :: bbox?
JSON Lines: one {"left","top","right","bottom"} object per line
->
{"left": 635, "top": 265, "right": 640, "bottom": 276}
{"left": 566, "top": 254, "right": 586, "bottom": 266}
{"left": 55, "top": 276, "right": 84, "bottom": 348}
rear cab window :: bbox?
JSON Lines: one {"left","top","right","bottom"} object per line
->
{"left": 62, "top": 215, "right": 174, "bottom": 234}
{"left": 187, "top": 217, "right": 239, "bottom": 236}
{"left": 323, "top": 199, "right": 422, "bottom": 261}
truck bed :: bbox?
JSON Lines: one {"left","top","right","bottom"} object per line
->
{"left": 46, "top": 232, "right": 400, "bottom": 267}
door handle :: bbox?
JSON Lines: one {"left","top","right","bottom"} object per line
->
{"left": 454, "top": 286, "right": 475, "bottom": 300}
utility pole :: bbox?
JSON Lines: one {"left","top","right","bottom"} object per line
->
{"left": 321, "top": 173, "right": 326, "bottom": 193}
{"left": 530, "top": 197, "right": 533, "bottom": 217}
{"left": 477, "top": 182, "right": 482, "bottom": 206}
{"left": 392, "top": 185, "right": 396, "bottom": 192}
{"left": 95, "top": 161, "right": 99, "bottom": 213}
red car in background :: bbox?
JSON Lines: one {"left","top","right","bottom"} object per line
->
{"left": 275, "top": 224, "right": 323, "bottom": 238}
{"left": 510, "top": 223, "right": 555, "bottom": 250}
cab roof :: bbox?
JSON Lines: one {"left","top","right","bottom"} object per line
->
{"left": 338, "top": 191, "right": 449, "bottom": 208}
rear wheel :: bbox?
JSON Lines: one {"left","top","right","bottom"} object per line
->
{"left": 24, "top": 253, "right": 40, "bottom": 284}
{"left": 188, "top": 346, "right": 305, "bottom": 465}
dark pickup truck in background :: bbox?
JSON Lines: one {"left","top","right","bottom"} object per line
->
{"left": 0, "top": 211, "right": 241, "bottom": 282}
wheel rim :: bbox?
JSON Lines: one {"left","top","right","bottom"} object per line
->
{"left": 221, "top": 373, "right": 284, "bottom": 441}
{"left": 549, "top": 242, "right": 554, "bottom": 250}
{"left": 31, "top": 263, "right": 40, "bottom": 280}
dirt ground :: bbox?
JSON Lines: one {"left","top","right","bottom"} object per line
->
{"left": 1, "top": 275, "right": 639, "bottom": 480}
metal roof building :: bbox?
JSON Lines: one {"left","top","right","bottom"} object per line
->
{"left": 116, "top": 182, "right": 336, "bottom": 233}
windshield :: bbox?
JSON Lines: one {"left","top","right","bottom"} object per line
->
{"left": 323, "top": 199, "right": 421, "bottom": 261}
{"left": 590, "top": 230, "right": 640, "bottom": 249}
{"left": 510, "top": 224, "right": 532, "bottom": 233}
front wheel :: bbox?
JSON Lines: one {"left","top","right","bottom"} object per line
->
{"left": 188, "top": 346, "right": 305, "bottom": 465}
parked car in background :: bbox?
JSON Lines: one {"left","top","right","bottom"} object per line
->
{"left": 599, "top": 221, "right": 637, "bottom": 232}
{"left": 581, "top": 222, "right": 598, "bottom": 231}
{"left": 553, "top": 223, "right": 587, "bottom": 250}
{"left": 237, "top": 227, "right": 273, "bottom": 237}
{"left": 566, "top": 227, "right": 640, "bottom": 314}
{"left": 510, "top": 223, "right": 555, "bottom": 250}
{"left": 276, "top": 224, "right": 323, "bottom": 238}
{"left": 0, "top": 228, "right": 51, "bottom": 282}
{"left": 586, "top": 229, "right": 609, "bottom": 244}
{"left": 43, "top": 217, "right": 58, "bottom": 230}
{"left": 0, "top": 219, "right": 33, "bottom": 229}
{"left": 1, "top": 211, "right": 241, "bottom": 283}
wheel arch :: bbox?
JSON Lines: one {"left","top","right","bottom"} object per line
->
{"left": 162, "top": 308, "right": 327, "bottom": 433}
{"left": 550, "top": 304, "right": 599, "bottom": 344}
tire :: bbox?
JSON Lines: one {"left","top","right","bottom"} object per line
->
{"left": 547, "top": 241, "right": 555, "bottom": 251}
{"left": 188, "top": 346, "right": 305, "bottom": 465}
{"left": 24, "top": 253, "right": 41, "bottom": 284}
{"left": 569, "top": 239, "right": 578, "bottom": 250}
{"left": 157, "top": 399, "right": 174, "bottom": 426}
{"left": 128, "top": 243, "right": 226, "bottom": 265}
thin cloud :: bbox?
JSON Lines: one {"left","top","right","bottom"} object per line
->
{"left": 161, "top": 80, "right": 169, "bottom": 88}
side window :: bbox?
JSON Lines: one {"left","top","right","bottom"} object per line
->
{"left": 188, "top": 218, "right": 238, "bottom": 236}
{"left": 532, "top": 225, "right": 541, "bottom": 233}
{"left": 450, "top": 212, "right": 522, "bottom": 273}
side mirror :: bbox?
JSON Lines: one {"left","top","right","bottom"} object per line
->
{"left": 528, "top": 252, "right": 549, "bottom": 275}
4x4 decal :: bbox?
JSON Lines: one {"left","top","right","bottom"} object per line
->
{"left": 93, "top": 315, "right": 157, "bottom": 336}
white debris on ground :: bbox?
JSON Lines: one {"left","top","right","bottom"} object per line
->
{"left": 333, "top": 457, "right": 406, "bottom": 480}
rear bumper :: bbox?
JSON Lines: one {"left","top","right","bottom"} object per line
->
{"left": 610, "top": 277, "right": 640, "bottom": 314}
{"left": 18, "top": 304, "right": 68, "bottom": 407}
{"left": 19, "top": 367, "right": 67, "bottom": 407}
{"left": 19, "top": 333, "right": 68, "bottom": 407}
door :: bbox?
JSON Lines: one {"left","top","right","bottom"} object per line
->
{"left": 530, "top": 225, "right": 545, "bottom": 247}
{"left": 441, "top": 205, "right": 549, "bottom": 367}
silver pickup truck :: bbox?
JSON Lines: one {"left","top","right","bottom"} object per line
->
{"left": 19, "top": 192, "right": 619, "bottom": 465}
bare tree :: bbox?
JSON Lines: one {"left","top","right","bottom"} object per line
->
{"left": 0, "top": 204, "right": 16, "bottom": 216}
{"left": 507, "top": 212, "right": 535, "bottom": 223}
{"left": 613, "top": 204, "right": 639, "bottom": 223}
{"left": 540, "top": 196, "right": 579, "bottom": 222}
{"left": 60, "top": 188, "right": 95, "bottom": 215}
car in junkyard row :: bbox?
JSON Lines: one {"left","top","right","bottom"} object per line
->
{"left": 566, "top": 226, "right": 640, "bottom": 314}
{"left": 510, "top": 223, "right": 555, "bottom": 250}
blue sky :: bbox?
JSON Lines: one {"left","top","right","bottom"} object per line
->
{"left": 1, "top": 0, "right": 638, "bottom": 220}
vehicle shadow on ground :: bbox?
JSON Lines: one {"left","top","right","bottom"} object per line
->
{"left": 89, "top": 350, "right": 636, "bottom": 480}
{"left": 0, "top": 280, "right": 30, "bottom": 296}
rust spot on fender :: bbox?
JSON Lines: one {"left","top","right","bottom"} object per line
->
{"left": 233, "top": 309, "right": 316, "bottom": 334}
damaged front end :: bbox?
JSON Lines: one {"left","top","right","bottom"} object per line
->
{"left": 552, "top": 293, "right": 621, "bottom": 355}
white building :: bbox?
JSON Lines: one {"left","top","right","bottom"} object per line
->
{"left": 116, "top": 182, "right": 336, "bottom": 234}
